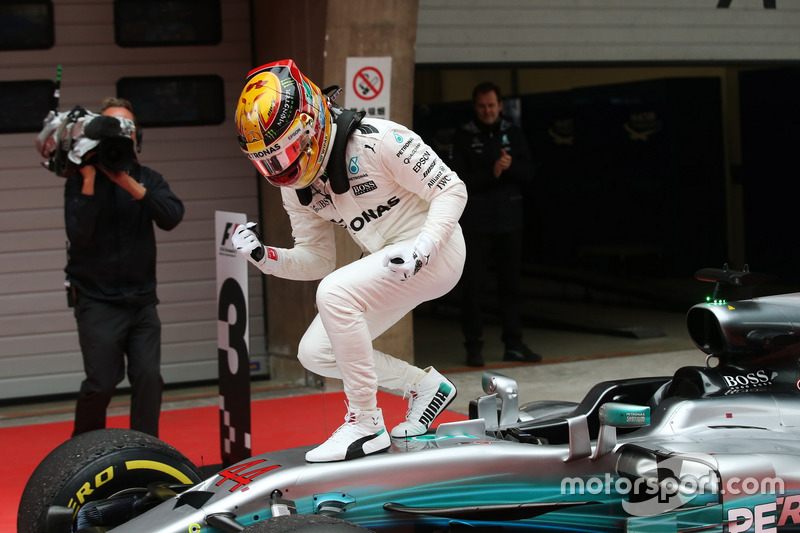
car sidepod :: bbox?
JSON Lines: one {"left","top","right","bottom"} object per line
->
{"left": 110, "top": 430, "right": 636, "bottom": 532}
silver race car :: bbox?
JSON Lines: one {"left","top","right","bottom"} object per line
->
{"left": 18, "top": 266, "right": 800, "bottom": 532}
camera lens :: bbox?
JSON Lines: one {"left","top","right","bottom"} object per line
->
{"left": 97, "top": 137, "right": 136, "bottom": 171}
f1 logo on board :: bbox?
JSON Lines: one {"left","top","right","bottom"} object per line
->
{"left": 221, "top": 223, "right": 234, "bottom": 246}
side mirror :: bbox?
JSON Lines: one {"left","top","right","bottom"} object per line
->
{"left": 591, "top": 403, "right": 650, "bottom": 460}
{"left": 478, "top": 372, "right": 520, "bottom": 430}
{"left": 599, "top": 403, "right": 650, "bottom": 428}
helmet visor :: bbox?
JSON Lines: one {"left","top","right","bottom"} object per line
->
{"left": 240, "top": 112, "right": 314, "bottom": 178}
{"left": 260, "top": 155, "right": 307, "bottom": 187}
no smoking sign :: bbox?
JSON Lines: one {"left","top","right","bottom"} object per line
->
{"left": 345, "top": 56, "right": 392, "bottom": 119}
{"left": 353, "top": 66, "right": 383, "bottom": 100}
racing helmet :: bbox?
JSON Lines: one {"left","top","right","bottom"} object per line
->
{"left": 235, "top": 59, "right": 332, "bottom": 189}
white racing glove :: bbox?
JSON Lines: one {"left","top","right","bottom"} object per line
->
{"left": 382, "top": 233, "right": 437, "bottom": 282}
{"left": 232, "top": 222, "right": 281, "bottom": 275}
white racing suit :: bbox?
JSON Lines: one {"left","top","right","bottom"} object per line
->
{"left": 267, "top": 118, "right": 467, "bottom": 410}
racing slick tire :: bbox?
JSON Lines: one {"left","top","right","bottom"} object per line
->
{"left": 18, "top": 428, "right": 203, "bottom": 533}
{"left": 243, "top": 515, "right": 373, "bottom": 532}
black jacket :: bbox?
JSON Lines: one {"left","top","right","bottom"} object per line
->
{"left": 451, "top": 116, "right": 533, "bottom": 234}
{"left": 64, "top": 164, "right": 184, "bottom": 304}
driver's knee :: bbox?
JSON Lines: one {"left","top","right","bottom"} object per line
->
{"left": 297, "top": 330, "right": 337, "bottom": 377}
{"left": 316, "top": 276, "right": 359, "bottom": 317}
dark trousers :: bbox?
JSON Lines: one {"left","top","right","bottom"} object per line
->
{"left": 460, "top": 230, "right": 524, "bottom": 349}
{"left": 73, "top": 296, "right": 163, "bottom": 437}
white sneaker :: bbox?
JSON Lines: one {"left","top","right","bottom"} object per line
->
{"left": 305, "top": 407, "right": 391, "bottom": 462}
{"left": 391, "top": 367, "right": 457, "bottom": 438}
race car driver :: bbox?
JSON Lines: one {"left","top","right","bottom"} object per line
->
{"left": 231, "top": 59, "right": 467, "bottom": 463}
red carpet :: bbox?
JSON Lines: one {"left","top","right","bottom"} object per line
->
{"left": 2, "top": 391, "right": 466, "bottom": 532}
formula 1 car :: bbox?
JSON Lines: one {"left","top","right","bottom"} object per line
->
{"left": 18, "top": 266, "right": 800, "bottom": 532}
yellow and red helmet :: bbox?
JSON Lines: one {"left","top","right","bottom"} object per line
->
{"left": 235, "top": 59, "right": 332, "bottom": 189}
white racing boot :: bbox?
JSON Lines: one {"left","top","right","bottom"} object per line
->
{"left": 391, "top": 367, "right": 457, "bottom": 438}
{"left": 305, "top": 407, "right": 391, "bottom": 462}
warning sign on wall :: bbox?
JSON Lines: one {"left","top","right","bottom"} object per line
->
{"left": 345, "top": 56, "right": 392, "bottom": 120}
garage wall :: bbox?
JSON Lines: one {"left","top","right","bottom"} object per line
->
{"left": 416, "top": 0, "right": 800, "bottom": 64}
{"left": 0, "top": 0, "right": 264, "bottom": 400}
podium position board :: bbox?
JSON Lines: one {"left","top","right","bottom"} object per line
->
{"left": 215, "top": 211, "right": 251, "bottom": 465}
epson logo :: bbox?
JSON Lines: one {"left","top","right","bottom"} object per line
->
{"left": 248, "top": 144, "right": 281, "bottom": 159}
{"left": 287, "top": 127, "right": 302, "bottom": 141}
{"left": 412, "top": 151, "right": 431, "bottom": 173}
{"left": 352, "top": 180, "right": 377, "bottom": 196}
{"left": 723, "top": 369, "right": 771, "bottom": 388}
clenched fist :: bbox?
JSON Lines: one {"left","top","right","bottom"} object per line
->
{"left": 232, "top": 222, "right": 281, "bottom": 275}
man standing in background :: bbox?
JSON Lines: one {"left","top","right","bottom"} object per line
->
{"left": 451, "top": 82, "right": 541, "bottom": 367}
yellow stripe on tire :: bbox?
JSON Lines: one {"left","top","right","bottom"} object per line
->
{"left": 125, "top": 460, "right": 195, "bottom": 484}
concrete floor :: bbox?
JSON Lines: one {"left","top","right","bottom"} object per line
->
{"left": 414, "top": 297, "right": 702, "bottom": 413}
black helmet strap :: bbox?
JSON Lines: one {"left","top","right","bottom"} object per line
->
{"left": 326, "top": 104, "right": 365, "bottom": 194}
{"left": 295, "top": 102, "right": 364, "bottom": 205}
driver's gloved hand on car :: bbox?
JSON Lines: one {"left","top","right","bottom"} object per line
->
{"left": 232, "top": 222, "right": 281, "bottom": 275}
{"left": 382, "top": 233, "right": 436, "bottom": 282}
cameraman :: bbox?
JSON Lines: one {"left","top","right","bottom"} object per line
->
{"left": 65, "top": 97, "right": 184, "bottom": 437}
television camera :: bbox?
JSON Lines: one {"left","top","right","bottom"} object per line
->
{"left": 35, "top": 105, "right": 138, "bottom": 178}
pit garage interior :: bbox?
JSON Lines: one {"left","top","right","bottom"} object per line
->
{"left": 412, "top": 63, "right": 800, "bottom": 329}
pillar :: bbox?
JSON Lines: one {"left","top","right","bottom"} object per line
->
{"left": 250, "top": 1, "right": 420, "bottom": 385}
